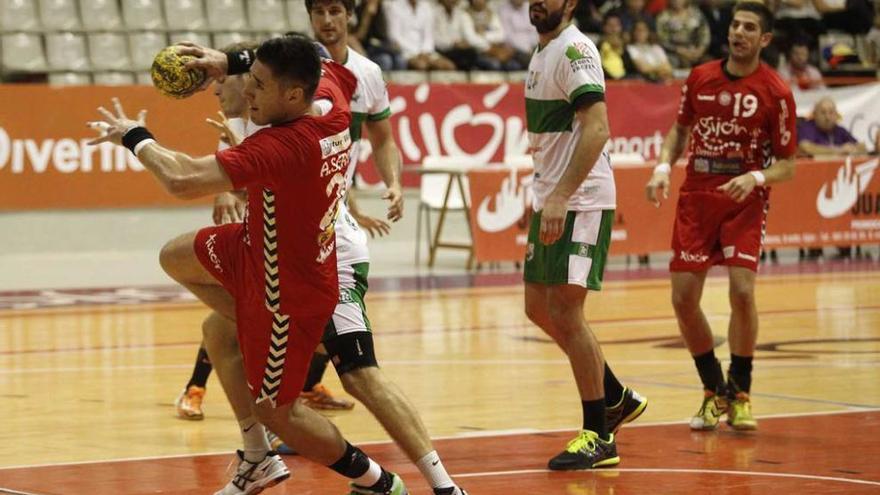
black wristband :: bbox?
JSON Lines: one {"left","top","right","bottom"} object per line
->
{"left": 122, "top": 127, "right": 155, "bottom": 154}
{"left": 227, "top": 49, "right": 256, "bottom": 75}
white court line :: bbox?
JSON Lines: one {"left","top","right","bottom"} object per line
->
{"left": 0, "top": 488, "right": 44, "bottom": 495}
{"left": 0, "top": 408, "right": 877, "bottom": 471}
{"left": 452, "top": 467, "right": 880, "bottom": 486}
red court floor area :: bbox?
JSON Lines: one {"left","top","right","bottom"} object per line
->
{"left": 1, "top": 410, "right": 878, "bottom": 495}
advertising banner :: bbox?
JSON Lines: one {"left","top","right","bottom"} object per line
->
{"left": 2, "top": 82, "right": 879, "bottom": 211}
{"left": 466, "top": 158, "right": 880, "bottom": 262}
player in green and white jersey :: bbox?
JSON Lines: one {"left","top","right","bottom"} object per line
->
{"left": 523, "top": 0, "right": 647, "bottom": 470}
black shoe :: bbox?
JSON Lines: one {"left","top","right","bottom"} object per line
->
{"left": 606, "top": 387, "right": 648, "bottom": 434}
{"left": 548, "top": 431, "right": 620, "bottom": 470}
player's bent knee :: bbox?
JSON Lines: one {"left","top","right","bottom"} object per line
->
{"left": 728, "top": 285, "right": 755, "bottom": 309}
{"left": 671, "top": 288, "right": 700, "bottom": 315}
{"left": 325, "top": 332, "right": 378, "bottom": 375}
{"left": 159, "top": 233, "right": 198, "bottom": 281}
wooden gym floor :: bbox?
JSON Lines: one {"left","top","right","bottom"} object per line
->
{"left": 1, "top": 262, "right": 878, "bottom": 494}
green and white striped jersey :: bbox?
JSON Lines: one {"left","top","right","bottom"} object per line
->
{"left": 334, "top": 46, "right": 392, "bottom": 267}
{"left": 525, "top": 24, "right": 616, "bottom": 212}
{"left": 344, "top": 47, "right": 392, "bottom": 187}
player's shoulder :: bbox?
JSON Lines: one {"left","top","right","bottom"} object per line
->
{"left": 556, "top": 26, "right": 598, "bottom": 54}
{"left": 687, "top": 59, "right": 724, "bottom": 83}
{"left": 345, "top": 49, "right": 381, "bottom": 76}
{"left": 321, "top": 59, "right": 358, "bottom": 97}
{"left": 756, "top": 63, "right": 794, "bottom": 98}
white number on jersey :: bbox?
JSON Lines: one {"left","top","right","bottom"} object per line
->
{"left": 732, "top": 93, "right": 758, "bottom": 118}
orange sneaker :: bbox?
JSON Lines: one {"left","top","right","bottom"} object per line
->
{"left": 301, "top": 384, "right": 355, "bottom": 411}
{"left": 175, "top": 385, "right": 206, "bottom": 420}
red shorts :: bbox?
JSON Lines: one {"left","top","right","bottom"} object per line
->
{"left": 670, "top": 190, "right": 767, "bottom": 273}
{"left": 194, "top": 224, "right": 327, "bottom": 407}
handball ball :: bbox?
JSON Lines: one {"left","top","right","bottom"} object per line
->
{"left": 150, "top": 46, "right": 206, "bottom": 99}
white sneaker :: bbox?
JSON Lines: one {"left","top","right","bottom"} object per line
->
{"left": 214, "top": 450, "right": 290, "bottom": 495}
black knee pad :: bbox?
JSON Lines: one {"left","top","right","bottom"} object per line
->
{"left": 323, "top": 332, "right": 378, "bottom": 375}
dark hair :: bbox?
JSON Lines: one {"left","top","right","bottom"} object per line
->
{"left": 220, "top": 40, "right": 260, "bottom": 54}
{"left": 305, "top": 0, "right": 355, "bottom": 14}
{"left": 733, "top": 1, "right": 774, "bottom": 33}
{"left": 256, "top": 36, "right": 321, "bottom": 100}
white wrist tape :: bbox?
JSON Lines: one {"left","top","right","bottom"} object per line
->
{"left": 653, "top": 162, "right": 671, "bottom": 175}
{"left": 133, "top": 138, "right": 156, "bottom": 155}
{"left": 749, "top": 170, "right": 766, "bottom": 186}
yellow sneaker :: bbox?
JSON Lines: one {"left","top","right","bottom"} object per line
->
{"left": 548, "top": 430, "right": 620, "bottom": 470}
{"left": 689, "top": 391, "right": 727, "bottom": 431}
{"left": 727, "top": 392, "right": 758, "bottom": 431}
{"left": 175, "top": 385, "right": 206, "bottom": 420}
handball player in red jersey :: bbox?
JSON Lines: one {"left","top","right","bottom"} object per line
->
{"left": 645, "top": 1, "right": 797, "bottom": 432}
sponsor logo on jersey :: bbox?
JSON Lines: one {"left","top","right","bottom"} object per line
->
{"left": 565, "top": 43, "right": 597, "bottom": 72}
{"left": 719, "top": 91, "right": 732, "bottom": 106}
{"left": 319, "top": 129, "right": 352, "bottom": 158}
{"left": 320, "top": 150, "right": 350, "bottom": 178}
{"left": 526, "top": 243, "right": 535, "bottom": 261}
{"left": 205, "top": 234, "right": 223, "bottom": 273}
{"left": 778, "top": 98, "right": 792, "bottom": 146}
{"left": 694, "top": 116, "right": 747, "bottom": 140}
{"left": 679, "top": 250, "right": 709, "bottom": 263}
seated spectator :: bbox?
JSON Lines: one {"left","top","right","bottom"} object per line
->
{"left": 626, "top": 19, "right": 672, "bottom": 81}
{"left": 798, "top": 97, "right": 874, "bottom": 261}
{"left": 467, "top": 0, "right": 521, "bottom": 70}
{"left": 434, "top": 0, "right": 482, "bottom": 70}
{"left": 385, "top": 0, "right": 456, "bottom": 70}
{"left": 599, "top": 13, "right": 632, "bottom": 79}
{"left": 698, "top": 0, "right": 732, "bottom": 59}
{"left": 656, "top": 0, "right": 711, "bottom": 68}
{"left": 778, "top": 39, "right": 825, "bottom": 90}
{"left": 498, "top": 0, "right": 537, "bottom": 69}
{"left": 354, "top": 0, "right": 407, "bottom": 70}
{"left": 798, "top": 97, "right": 869, "bottom": 157}
{"left": 612, "top": 0, "right": 655, "bottom": 36}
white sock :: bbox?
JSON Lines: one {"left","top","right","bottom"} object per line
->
{"left": 352, "top": 458, "right": 383, "bottom": 487}
{"left": 416, "top": 451, "right": 455, "bottom": 489}
{"left": 239, "top": 416, "right": 270, "bottom": 462}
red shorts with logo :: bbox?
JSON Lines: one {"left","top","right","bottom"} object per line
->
{"left": 194, "top": 223, "right": 327, "bottom": 407}
{"left": 670, "top": 190, "right": 767, "bottom": 273}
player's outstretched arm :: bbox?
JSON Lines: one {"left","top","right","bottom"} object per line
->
{"left": 88, "top": 98, "right": 234, "bottom": 199}
{"left": 364, "top": 118, "right": 404, "bottom": 222}
{"left": 541, "top": 101, "right": 610, "bottom": 245}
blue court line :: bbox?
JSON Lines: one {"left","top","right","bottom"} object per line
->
{"left": 625, "top": 377, "right": 880, "bottom": 409}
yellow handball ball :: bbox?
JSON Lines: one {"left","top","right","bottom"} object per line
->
{"left": 150, "top": 46, "right": 207, "bottom": 99}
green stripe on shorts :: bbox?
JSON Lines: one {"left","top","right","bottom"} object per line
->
{"left": 523, "top": 209, "right": 614, "bottom": 290}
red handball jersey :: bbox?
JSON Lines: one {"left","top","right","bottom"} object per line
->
{"left": 215, "top": 60, "right": 358, "bottom": 318}
{"left": 677, "top": 60, "right": 797, "bottom": 192}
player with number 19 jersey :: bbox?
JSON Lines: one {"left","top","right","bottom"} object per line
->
{"left": 670, "top": 60, "right": 796, "bottom": 272}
